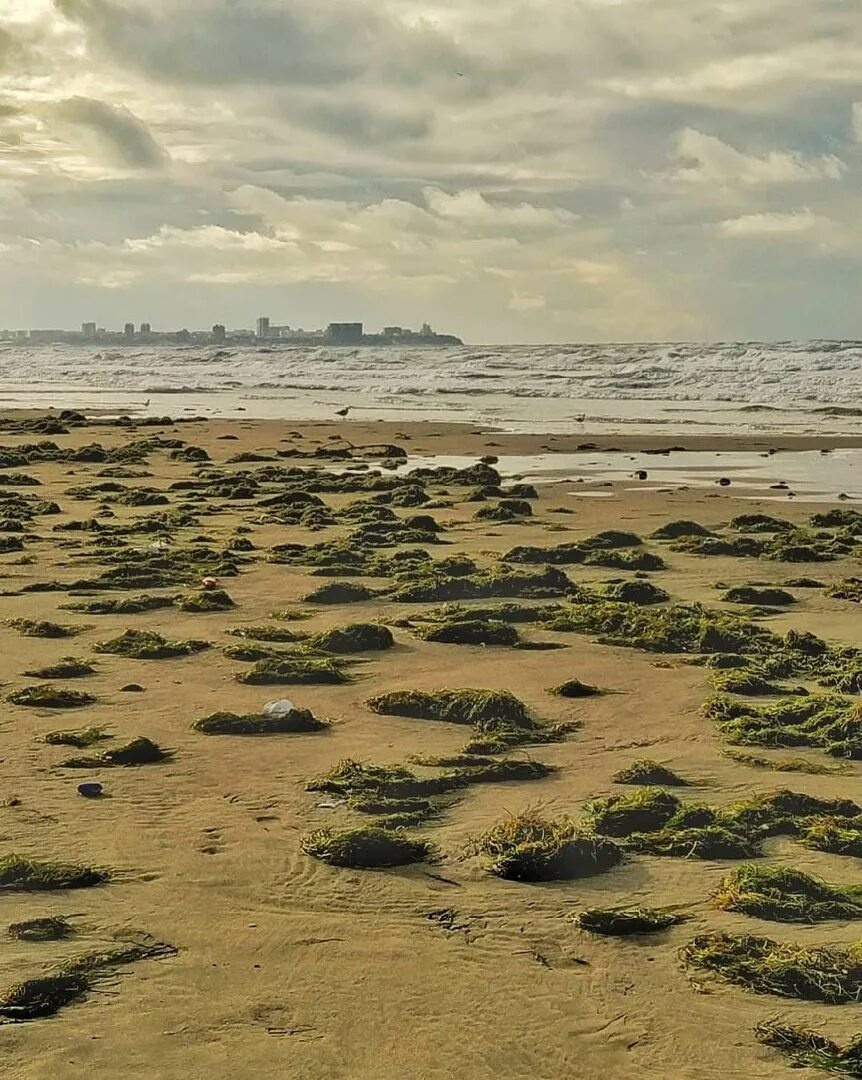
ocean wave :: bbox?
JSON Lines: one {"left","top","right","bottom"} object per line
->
{"left": 2, "top": 342, "right": 862, "bottom": 430}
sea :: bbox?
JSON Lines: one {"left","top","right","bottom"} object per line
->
{"left": 0, "top": 339, "right": 861, "bottom": 437}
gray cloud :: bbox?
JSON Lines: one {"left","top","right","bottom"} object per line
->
{"left": 55, "top": 0, "right": 468, "bottom": 89}
{"left": 53, "top": 96, "right": 168, "bottom": 169}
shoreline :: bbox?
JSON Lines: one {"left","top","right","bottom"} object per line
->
{"left": 5, "top": 408, "right": 862, "bottom": 453}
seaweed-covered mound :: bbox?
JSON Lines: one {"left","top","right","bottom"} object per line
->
{"left": 301, "top": 826, "right": 433, "bottom": 868}
{"left": 612, "top": 760, "right": 689, "bottom": 786}
{"left": 61, "top": 736, "right": 170, "bottom": 768}
{"left": 308, "top": 623, "right": 394, "bottom": 653}
{"left": 368, "top": 688, "right": 533, "bottom": 733}
{"left": 731, "top": 514, "right": 795, "bottom": 533}
{"left": 94, "top": 629, "right": 210, "bottom": 660}
{"left": 471, "top": 807, "right": 622, "bottom": 881}
{"left": 713, "top": 863, "right": 862, "bottom": 922}
{"left": 389, "top": 564, "right": 572, "bottom": 603}
{"left": 549, "top": 678, "right": 603, "bottom": 698}
{"left": 22, "top": 658, "right": 96, "bottom": 680}
{"left": 175, "top": 589, "right": 235, "bottom": 612}
{"left": 42, "top": 726, "right": 109, "bottom": 748}
{"left": 576, "top": 906, "right": 682, "bottom": 935}
{"left": 704, "top": 692, "right": 862, "bottom": 758}
{"left": 755, "top": 1020, "right": 862, "bottom": 1076}
{"left": 474, "top": 498, "right": 533, "bottom": 522}
{"left": 415, "top": 618, "right": 519, "bottom": 646}
{"left": 602, "top": 580, "right": 669, "bottom": 605}
{"left": 583, "top": 787, "right": 681, "bottom": 836}
{"left": 651, "top": 520, "right": 714, "bottom": 540}
{"left": 827, "top": 578, "right": 862, "bottom": 603}
{"left": 801, "top": 816, "right": 862, "bottom": 857}
{"left": 7, "top": 916, "right": 73, "bottom": 942}
{"left": 61, "top": 595, "right": 175, "bottom": 615}
{"left": 5, "top": 619, "right": 81, "bottom": 639}
{"left": 302, "top": 581, "right": 376, "bottom": 604}
{"left": 226, "top": 625, "right": 303, "bottom": 643}
{"left": 193, "top": 709, "right": 328, "bottom": 734}
{"left": 236, "top": 656, "right": 349, "bottom": 685}
{"left": 709, "top": 669, "right": 788, "bottom": 696}
{"left": 0, "top": 854, "right": 108, "bottom": 891}
{"left": 681, "top": 931, "right": 862, "bottom": 1003}
{"left": 8, "top": 685, "right": 95, "bottom": 709}
{"left": 722, "top": 586, "right": 797, "bottom": 606}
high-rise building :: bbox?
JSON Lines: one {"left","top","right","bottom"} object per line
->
{"left": 140, "top": 322, "right": 151, "bottom": 335}
{"left": 256, "top": 316, "right": 270, "bottom": 339}
{"left": 123, "top": 322, "right": 135, "bottom": 340}
{"left": 326, "top": 322, "right": 363, "bottom": 344}
{"left": 81, "top": 322, "right": 96, "bottom": 337}
{"left": 212, "top": 324, "right": 226, "bottom": 343}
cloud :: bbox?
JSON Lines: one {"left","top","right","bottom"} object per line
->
{"left": 667, "top": 128, "right": 846, "bottom": 186}
{"left": 52, "top": 96, "right": 168, "bottom": 169}
{"left": 55, "top": 0, "right": 471, "bottom": 90}
{"left": 718, "top": 209, "right": 827, "bottom": 237}
{"left": 508, "top": 291, "right": 546, "bottom": 311}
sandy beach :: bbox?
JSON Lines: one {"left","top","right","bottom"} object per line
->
{"left": 1, "top": 412, "right": 862, "bottom": 1079}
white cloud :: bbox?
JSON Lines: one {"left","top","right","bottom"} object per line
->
{"left": 718, "top": 209, "right": 827, "bottom": 237}
{"left": 667, "top": 128, "right": 846, "bottom": 187}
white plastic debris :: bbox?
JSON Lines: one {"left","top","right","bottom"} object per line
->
{"left": 263, "top": 698, "right": 296, "bottom": 717}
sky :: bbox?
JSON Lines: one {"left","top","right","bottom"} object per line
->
{"left": 0, "top": 0, "right": 860, "bottom": 343}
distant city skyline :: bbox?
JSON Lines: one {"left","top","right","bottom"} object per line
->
{"left": 2, "top": 317, "right": 462, "bottom": 347}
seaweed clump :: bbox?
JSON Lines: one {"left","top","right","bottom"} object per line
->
{"left": 576, "top": 907, "right": 682, "bottom": 935}
{"left": 302, "top": 581, "right": 376, "bottom": 604}
{"left": 42, "top": 726, "right": 109, "bottom": 748}
{"left": 0, "top": 854, "right": 107, "bottom": 891}
{"left": 60, "top": 736, "right": 170, "bottom": 768}
{"left": 583, "top": 787, "right": 681, "bottom": 837}
{"left": 722, "top": 586, "right": 797, "bottom": 606}
{"left": 94, "top": 629, "right": 210, "bottom": 659}
{"left": 61, "top": 595, "right": 174, "bottom": 615}
{"left": 0, "top": 936, "right": 175, "bottom": 1021}
{"left": 174, "top": 589, "right": 235, "bottom": 612}
{"left": 704, "top": 692, "right": 862, "bottom": 758}
{"left": 8, "top": 916, "right": 73, "bottom": 942}
{"left": 8, "top": 685, "right": 95, "bottom": 709}
{"left": 755, "top": 1020, "right": 862, "bottom": 1077}
{"left": 712, "top": 863, "right": 862, "bottom": 922}
{"left": 681, "top": 931, "right": 862, "bottom": 1003}
{"left": 366, "top": 687, "right": 569, "bottom": 750}
{"left": 193, "top": 709, "right": 328, "bottom": 735}
{"left": 301, "top": 826, "right": 433, "bottom": 868}
{"left": 550, "top": 678, "right": 603, "bottom": 698}
{"left": 5, "top": 619, "right": 81, "bottom": 639}
{"left": 414, "top": 618, "right": 519, "bottom": 646}
{"left": 471, "top": 807, "right": 622, "bottom": 881}
{"left": 22, "top": 658, "right": 96, "bottom": 679}
{"left": 236, "top": 655, "right": 348, "bottom": 685}
{"left": 308, "top": 623, "right": 394, "bottom": 653}
{"left": 651, "top": 520, "right": 714, "bottom": 540}
{"left": 612, "top": 760, "right": 689, "bottom": 786}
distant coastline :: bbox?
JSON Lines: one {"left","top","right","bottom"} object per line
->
{"left": 5, "top": 319, "right": 463, "bottom": 348}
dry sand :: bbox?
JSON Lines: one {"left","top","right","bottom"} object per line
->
{"left": 0, "top": 415, "right": 860, "bottom": 1079}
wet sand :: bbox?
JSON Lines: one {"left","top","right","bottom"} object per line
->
{"left": 1, "top": 415, "right": 861, "bottom": 1079}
